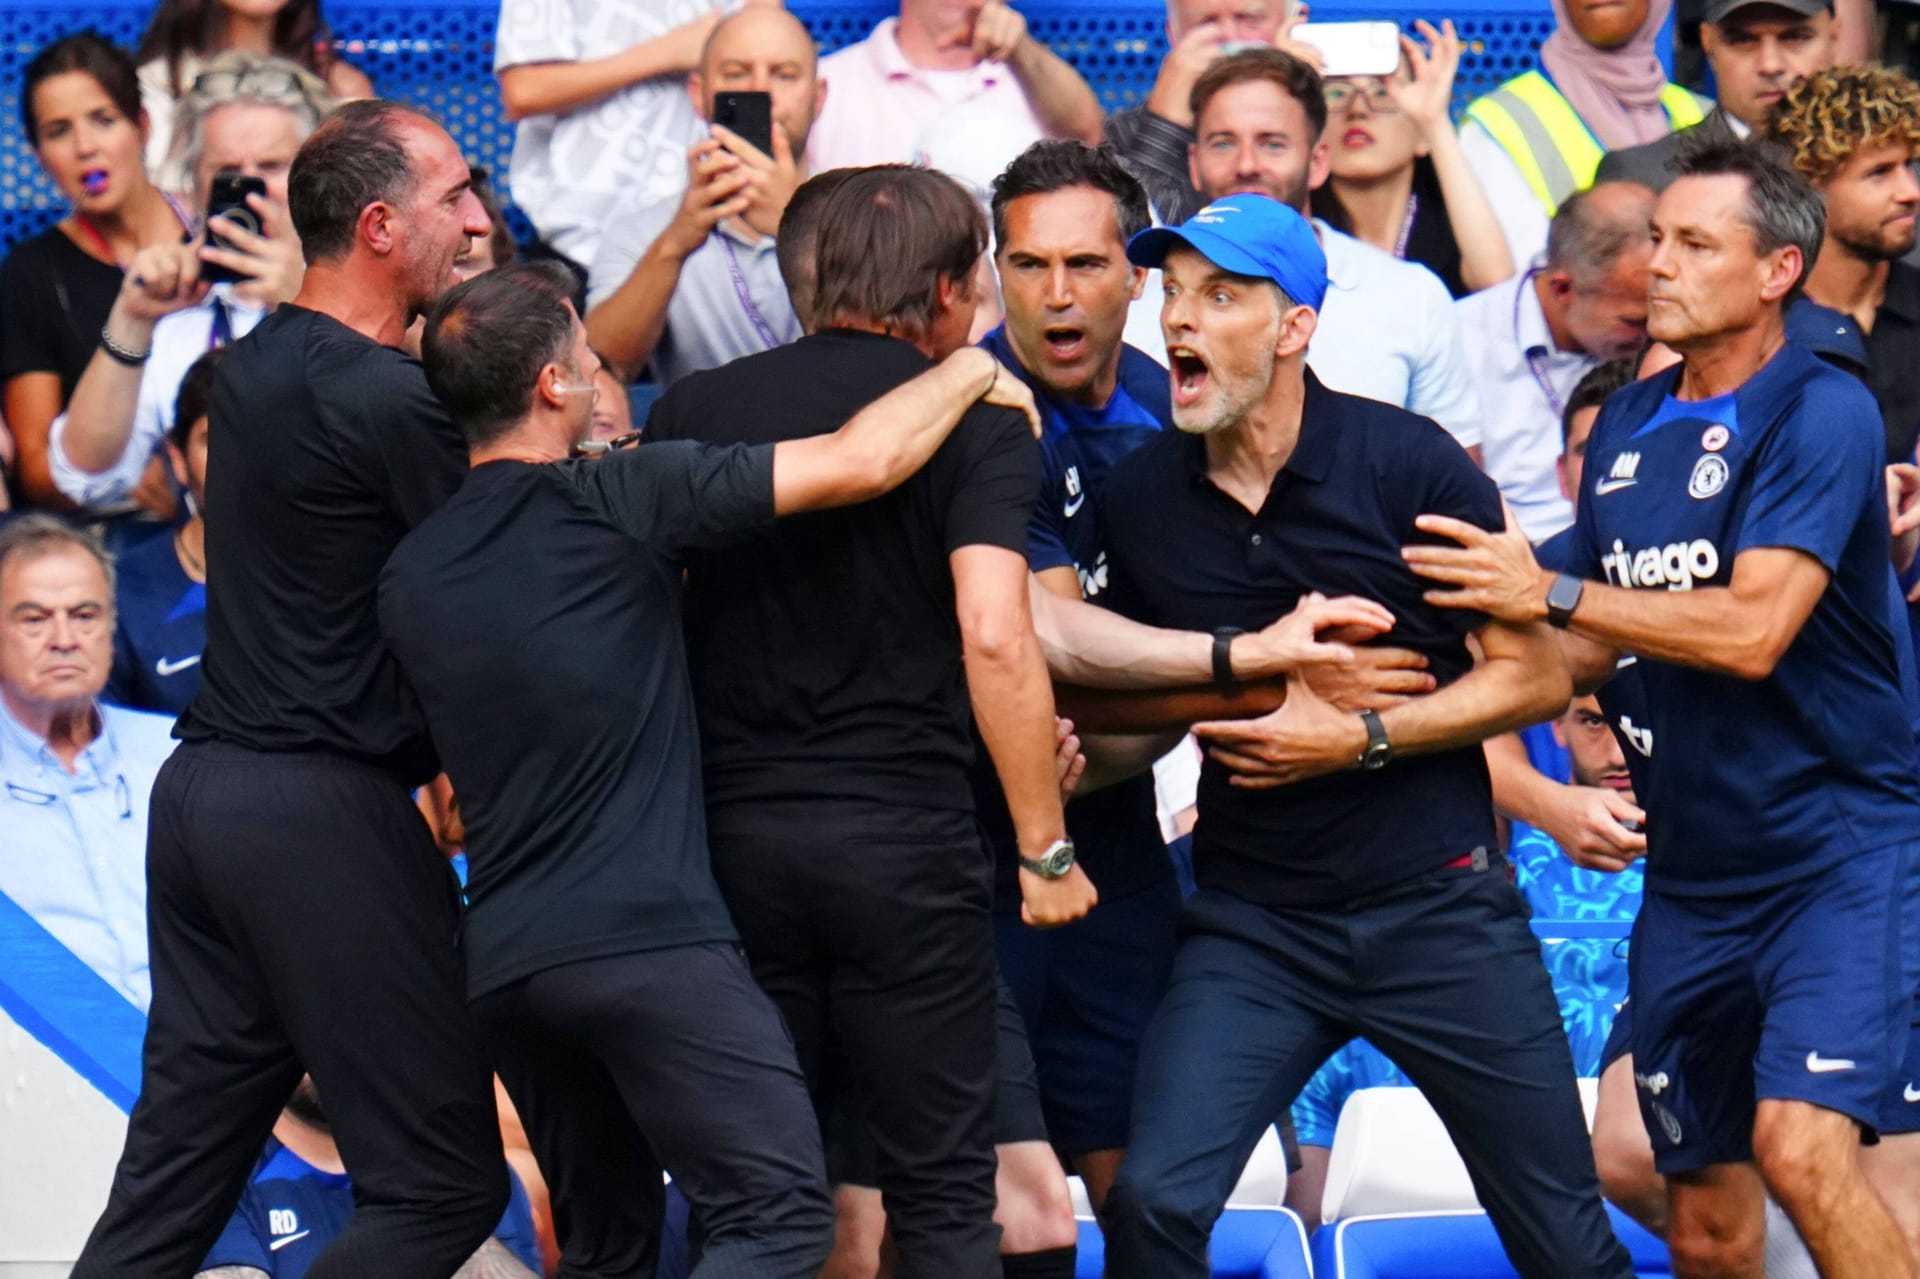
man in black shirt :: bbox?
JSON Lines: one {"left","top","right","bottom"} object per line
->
{"left": 648, "top": 165, "right": 1092, "bottom": 1279}
{"left": 1090, "top": 196, "right": 1634, "bottom": 1279}
{"left": 73, "top": 101, "right": 506, "bottom": 1279}
{"left": 1767, "top": 65, "right": 1920, "bottom": 464}
{"left": 379, "top": 262, "right": 1039, "bottom": 1278}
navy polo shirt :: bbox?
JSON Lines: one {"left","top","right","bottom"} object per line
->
{"left": 1101, "top": 370, "right": 1504, "bottom": 907}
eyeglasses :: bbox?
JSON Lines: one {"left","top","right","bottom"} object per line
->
{"left": 186, "top": 65, "right": 330, "bottom": 109}
{"left": 570, "top": 431, "right": 643, "bottom": 458}
{"left": 1323, "top": 79, "right": 1402, "bottom": 114}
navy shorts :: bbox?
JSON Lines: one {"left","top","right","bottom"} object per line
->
{"left": 1881, "top": 1000, "right": 1920, "bottom": 1136}
{"left": 1601, "top": 997, "right": 1633, "bottom": 1075}
{"left": 995, "top": 875, "right": 1180, "bottom": 1155}
{"left": 1630, "top": 842, "right": 1920, "bottom": 1174}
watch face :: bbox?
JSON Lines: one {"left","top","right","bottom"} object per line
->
{"left": 1045, "top": 846, "right": 1075, "bottom": 876}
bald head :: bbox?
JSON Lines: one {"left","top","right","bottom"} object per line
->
{"left": 1548, "top": 181, "right": 1657, "bottom": 281}
{"left": 1543, "top": 181, "right": 1658, "bottom": 362}
{"left": 701, "top": 5, "right": 818, "bottom": 80}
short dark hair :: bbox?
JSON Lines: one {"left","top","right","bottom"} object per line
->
{"left": 170, "top": 346, "right": 229, "bottom": 451}
{"left": 23, "top": 31, "right": 142, "bottom": 145}
{"left": 422, "top": 261, "right": 580, "bottom": 447}
{"left": 1671, "top": 134, "right": 1825, "bottom": 288}
{"left": 1191, "top": 48, "right": 1328, "bottom": 145}
{"left": 777, "top": 167, "right": 861, "bottom": 324}
{"left": 1562, "top": 358, "right": 1636, "bottom": 446}
{"left": 989, "top": 140, "right": 1151, "bottom": 250}
{"left": 808, "top": 165, "right": 986, "bottom": 337}
{"left": 289, "top": 99, "right": 435, "bottom": 263}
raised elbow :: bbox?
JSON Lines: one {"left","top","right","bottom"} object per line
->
{"left": 495, "top": 73, "right": 540, "bottom": 122}
{"left": 1725, "top": 640, "right": 1784, "bottom": 682}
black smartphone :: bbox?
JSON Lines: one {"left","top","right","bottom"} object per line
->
{"left": 713, "top": 90, "right": 774, "bottom": 159}
{"left": 203, "top": 170, "right": 268, "bottom": 284}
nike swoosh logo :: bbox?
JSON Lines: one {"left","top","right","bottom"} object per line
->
{"left": 155, "top": 654, "right": 201, "bottom": 677}
{"left": 1806, "top": 1051, "right": 1857, "bottom": 1073}
{"left": 270, "top": 1230, "right": 310, "bottom": 1251}
{"left": 1063, "top": 495, "right": 1085, "bottom": 518}
{"left": 1906, "top": 1084, "right": 1920, "bottom": 1103}
{"left": 1594, "top": 478, "right": 1638, "bottom": 495}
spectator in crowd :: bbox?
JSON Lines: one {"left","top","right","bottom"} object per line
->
{"left": 1314, "top": 20, "right": 1514, "bottom": 297}
{"left": 193, "top": 1078, "right": 543, "bottom": 1279}
{"left": 50, "top": 51, "right": 328, "bottom": 514}
{"left": 1185, "top": 49, "right": 1485, "bottom": 457}
{"left": 69, "top": 100, "right": 506, "bottom": 1278}
{"left": 1457, "top": 182, "right": 1654, "bottom": 541}
{"left": 3, "top": 33, "right": 195, "bottom": 516}
{"left": 1461, "top": 0, "right": 1710, "bottom": 269}
{"left": 136, "top": 0, "right": 369, "bottom": 192}
{"left": 1767, "top": 64, "right": 1920, "bottom": 464}
{"left": 1094, "top": 194, "right": 1628, "bottom": 1278}
{"left": 494, "top": 0, "right": 731, "bottom": 278}
{"left": 1598, "top": 0, "right": 1840, "bottom": 190}
{"left": 105, "top": 349, "right": 220, "bottom": 716}
{"left": 804, "top": 0, "right": 1103, "bottom": 175}
{"left": 587, "top": 357, "right": 634, "bottom": 444}
{"left": 1104, "top": 0, "right": 1324, "bottom": 224}
{"left": 650, "top": 164, "right": 1094, "bottom": 1278}
{"left": 386, "top": 265, "right": 1034, "bottom": 1279}
{"left": 0, "top": 515, "right": 175, "bottom": 1011}
{"left": 1409, "top": 136, "right": 1920, "bottom": 1279}
{"left": 585, "top": 6, "right": 820, "bottom": 384}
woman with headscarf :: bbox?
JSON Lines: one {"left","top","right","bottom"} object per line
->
{"left": 1457, "top": 0, "right": 1711, "bottom": 270}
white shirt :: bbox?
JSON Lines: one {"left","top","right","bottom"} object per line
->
{"left": 495, "top": 0, "right": 730, "bottom": 266}
{"left": 805, "top": 18, "right": 1048, "bottom": 174}
{"left": 138, "top": 55, "right": 205, "bottom": 196}
{"left": 587, "top": 196, "right": 799, "bottom": 386}
{"left": 1309, "top": 222, "right": 1484, "bottom": 450}
{"left": 0, "top": 700, "right": 178, "bottom": 1011}
{"left": 48, "top": 292, "right": 267, "bottom": 510}
{"left": 1456, "top": 267, "right": 1594, "bottom": 540}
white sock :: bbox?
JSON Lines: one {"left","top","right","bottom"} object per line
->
{"left": 1762, "top": 1195, "right": 1818, "bottom": 1279}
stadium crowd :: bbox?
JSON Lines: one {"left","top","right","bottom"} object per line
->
{"left": 6, "top": 0, "right": 1920, "bottom": 1276}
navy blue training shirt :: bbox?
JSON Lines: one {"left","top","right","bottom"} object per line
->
{"left": 106, "top": 531, "right": 204, "bottom": 716}
{"left": 1566, "top": 343, "right": 1920, "bottom": 896}
{"left": 971, "top": 329, "right": 1175, "bottom": 904}
{"left": 1101, "top": 371, "right": 1504, "bottom": 907}
{"left": 1536, "top": 528, "right": 1654, "bottom": 802}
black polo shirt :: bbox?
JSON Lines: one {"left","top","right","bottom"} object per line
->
{"left": 1101, "top": 371, "right": 1504, "bottom": 908}
{"left": 378, "top": 443, "right": 775, "bottom": 996}
{"left": 177, "top": 304, "right": 467, "bottom": 784}
{"left": 1866, "top": 261, "right": 1920, "bottom": 464}
{"left": 645, "top": 329, "right": 1038, "bottom": 816}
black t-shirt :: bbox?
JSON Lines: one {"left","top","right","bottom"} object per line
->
{"left": 645, "top": 329, "right": 1038, "bottom": 815}
{"left": 176, "top": 305, "right": 467, "bottom": 783}
{"left": 0, "top": 225, "right": 124, "bottom": 395}
{"left": 1101, "top": 372, "right": 1503, "bottom": 907}
{"left": 379, "top": 444, "right": 775, "bottom": 996}
{"left": 1866, "top": 261, "right": 1920, "bottom": 464}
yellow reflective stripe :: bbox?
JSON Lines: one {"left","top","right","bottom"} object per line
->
{"left": 1660, "top": 84, "right": 1711, "bottom": 129}
{"left": 1466, "top": 93, "right": 1562, "bottom": 212}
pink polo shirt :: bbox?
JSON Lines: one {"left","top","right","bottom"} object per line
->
{"left": 806, "top": 17, "right": 1049, "bottom": 174}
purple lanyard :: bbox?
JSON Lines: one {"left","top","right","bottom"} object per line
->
{"left": 719, "top": 234, "right": 782, "bottom": 351}
{"left": 1513, "top": 267, "right": 1566, "bottom": 420}
{"left": 1393, "top": 192, "right": 1418, "bottom": 261}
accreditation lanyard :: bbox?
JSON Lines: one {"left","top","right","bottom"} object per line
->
{"left": 719, "top": 233, "right": 782, "bottom": 351}
{"left": 1513, "top": 267, "right": 1566, "bottom": 421}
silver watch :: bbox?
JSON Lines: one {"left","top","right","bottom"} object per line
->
{"left": 1020, "top": 838, "right": 1077, "bottom": 879}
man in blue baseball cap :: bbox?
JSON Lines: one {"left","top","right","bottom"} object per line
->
{"left": 1088, "top": 194, "right": 1634, "bottom": 1279}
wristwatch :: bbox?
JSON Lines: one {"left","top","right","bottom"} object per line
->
{"left": 1545, "top": 573, "right": 1586, "bottom": 629}
{"left": 1021, "top": 838, "right": 1077, "bottom": 879}
{"left": 1212, "top": 627, "right": 1245, "bottom": 694}
{"left": 1356, "top": 709, "right": 1393, "bottom": 771}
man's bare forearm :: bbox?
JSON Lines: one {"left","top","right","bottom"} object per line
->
{"left": 1032, "top": 585, "right": 1216, "bottom": 688}
{"left": 1007, "top": 40, "right": 1104, "bottom": 143}
{"left": 1076, "top": 729, "right": 1187, "bottom": 793}
{"left": 1054, "top": 680, "right": 1286, "bottom": 734}
{"left": 583, "top": 241, "right": 687, "bottom": 379}
{"left": 1376, "top": 622, "right": 1570, "bottom": 757}
{"left": 60, "top": 346, "right": 146, "bottom": 474}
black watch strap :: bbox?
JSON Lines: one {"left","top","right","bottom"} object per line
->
{"left": 1212, "top": 627, "right": 1245, "bottom": 693}
{"left": 1545, "top": 573, "right": 1586, "bottom": 629}
{"left": 1358, "top": 709, "right": 1392, "bottom": 770}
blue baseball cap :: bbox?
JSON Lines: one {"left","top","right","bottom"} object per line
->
{"left": 1126, "top": 195, "right": 1328, "bottom": 312}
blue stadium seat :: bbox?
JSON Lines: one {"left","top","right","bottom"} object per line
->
{"left": 0, "top": 0, "right": 1556, "bottom": 254}
{"left": 1310, "top": 1206, "right": 1672, "bottom": 1278}
{"left": 1075, "top": 1205, "right": 1312, "bottom": 1279}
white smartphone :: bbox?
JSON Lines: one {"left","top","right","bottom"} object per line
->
{"left": 1293, "top": 21, "right": 1401, "bottom": 77}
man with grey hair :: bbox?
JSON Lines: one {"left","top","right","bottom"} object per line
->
{"left": 1457, "top": 180, "right": 1657, "bottom": 543}
{"left": 0, "top": 514, "right": 175, "bottom": 1013}
{"left": 1407, "top": 136, "right": 1920, "bottom": 1279}
{"left": 49, "top": 52, "right": 332, "bottom": 510}
{"left": 72, "top": 100, "right": 505, "bottom": 1279}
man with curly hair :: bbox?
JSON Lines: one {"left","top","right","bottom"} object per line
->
{"left": 1767, "top": 64, "right": 1920, "bottom": 464}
